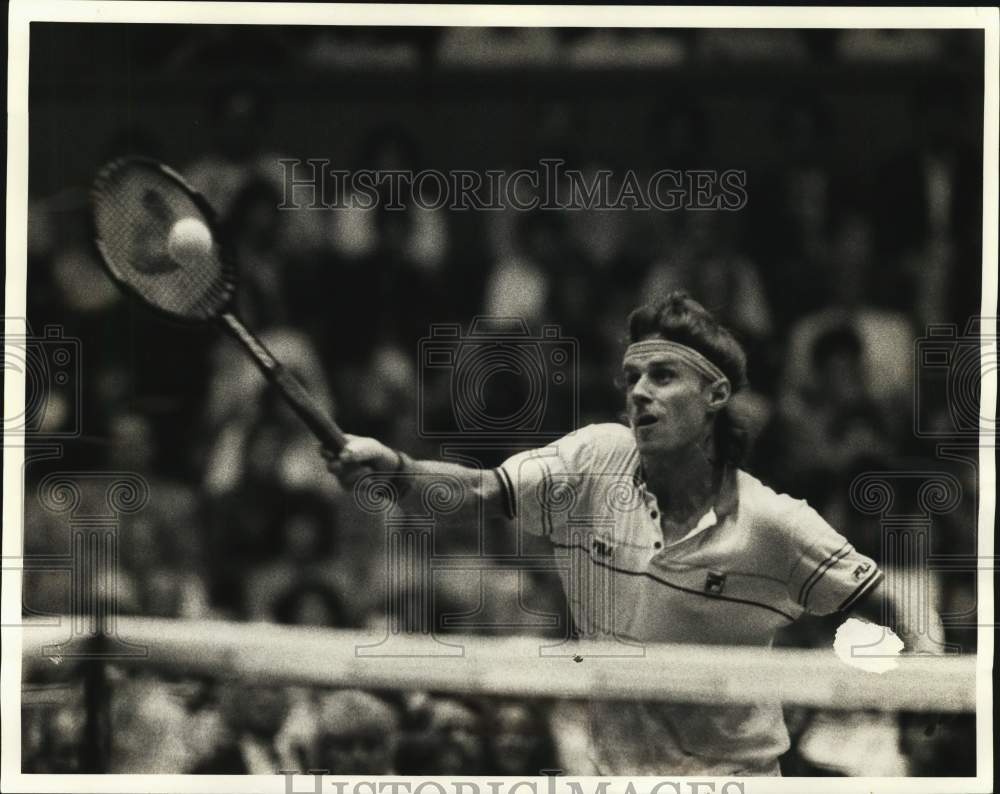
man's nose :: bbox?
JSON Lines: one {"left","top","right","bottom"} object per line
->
{"left": 630, "top": 375, "right": 653, "bottom": 404}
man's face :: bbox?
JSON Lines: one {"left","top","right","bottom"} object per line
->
{"left": 425, "top": 699, "right": 482, "bottom": 774}
{"left": 316, "top": 693, "right": 398, "bottom": 774}
{"left": 491, "top": 703, "right": 538, "bottom": 775}
{"left": 223, "top": 685, "right": 290, "bottom": 741}
{"left": 623, "top": 349, "right": 715, "bottom": 455}
{"left": 818, "top": 351, "right": 865, "bottom": 406}
{"left": 317, "top": 724, "right": 395, "bottom": 774}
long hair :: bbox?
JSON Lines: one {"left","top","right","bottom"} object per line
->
{"left": 627, "top": 291, "right": 750, "bottom": 466}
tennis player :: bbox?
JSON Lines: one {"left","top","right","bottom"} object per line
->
{"left": 325, "top": 291, "right": 925, "bottom": 776}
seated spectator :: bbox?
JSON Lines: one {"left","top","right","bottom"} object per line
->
{"left": 328, "top": 126, "right": 449, "bottom": 270}
{"left": 397, "top": 695, "right": 485, "bottom": 775}
{"left": 244, "top": 491, "right": 350, "bottom": 623}
{"left": 116, "top": 477, "right": 211, "bottom": 620}
{"left": 110, "top": 676, "right": 191, "bottom": 772}
{"left": 313, "top": 690, "right": 401, "bottom": 774}
{"left": 641, "top": 213, "right": 773, "bottom": 348}
{"left": 793, "top": 710, "right": 908, "bottom": 776}
{"left": 780, "top": 209, "right": 916, "bottom": 411}
{"left": 23, "top": 701, "right": 84, "bottom": 773}
{"left": 902, "top": 713, "right": 976, "bottom": 776}
{"left": 484, "top": 209, "right": 564, "bottom": 328}
{"left": 191, "top": 683, "right": 296, "bottom": 773}
{"left": 201, "top": 325, "right": 335, "bottom": 494}
{"left": 272, "top": 581, "right": 349, "bottom": 628}
{"left": 185, "top": 80, "right": 286, "bottom": 219}
{"left": 757, "top": 323, "right": 894, "bottom": 493}
{"left": 482, "top": 699, "right": 558, "bottom": 775}
{"left": 224, "top": 178, "right": 291, "bottom": 329}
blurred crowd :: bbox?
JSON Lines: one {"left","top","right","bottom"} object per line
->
{"left": 21, "top": 26, "right": 982, "bottom": 777}
{"left": 23, "top": 678, "right": 560, "bottom": 776}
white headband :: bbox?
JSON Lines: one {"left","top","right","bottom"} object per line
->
{"left": 623, "top": 340, "right": 730, "bottom": 388}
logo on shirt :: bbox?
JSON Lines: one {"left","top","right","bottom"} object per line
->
{"left": 852, "top": 562, "right": 873, "bottom": 581}
{"left": 591, "top": 537, "right": 615, "bottom": 560}
{"left": 704, "top": 572, "right": 727, "bottom": 595}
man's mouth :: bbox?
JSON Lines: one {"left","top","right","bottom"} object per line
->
{"left": 635, "top": 414, "right": 658, "bottom": 427}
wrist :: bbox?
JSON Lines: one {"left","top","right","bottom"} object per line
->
{"left": 392, "top": 448, "right": 411, "bottom": 472}
{"left": 392, "top": 448, "right": 415, "bottom": 497}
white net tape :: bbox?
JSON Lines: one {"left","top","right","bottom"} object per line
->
{"left": 18, "top": 616, "right": 977, "bottom": 712}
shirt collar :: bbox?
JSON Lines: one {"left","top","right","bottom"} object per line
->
{"left": 714, "top": 465, "right": 740, "bottom": 519}
{"left": 633, "top": 463, "right": 740, "bottom": 526}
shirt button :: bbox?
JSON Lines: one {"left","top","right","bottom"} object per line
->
{"left": 651, "top": 511, "right": 658, "bottom": 519}
{"left": 654, "top": 541, "right": 662, "bottom": 550}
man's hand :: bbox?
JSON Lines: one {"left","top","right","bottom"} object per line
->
{"left": 321, "top": 439, "right": 507, "bottom": 523}
{"left": 321, "top": 434, "right": 402, "bottom": 487}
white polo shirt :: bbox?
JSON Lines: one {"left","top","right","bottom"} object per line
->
{"left": 496, "top": 423, "right": 882, "bottom": 775}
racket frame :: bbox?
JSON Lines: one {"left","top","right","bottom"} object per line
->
{"left": 91, "top": 156, "right": 238, "bottom": 325}
{"left": 91, "top": 156, "right": 347, "bottom": 452}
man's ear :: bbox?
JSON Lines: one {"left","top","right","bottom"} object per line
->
{"left": 706, "top": 379, "right": 732, "bottom": 413}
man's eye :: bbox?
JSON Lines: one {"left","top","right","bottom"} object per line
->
{"left": 651, "top": 368, "right": 674, "bottom": 381}
{"left": 624, "top": 372, "right": 640, "bottom": 386}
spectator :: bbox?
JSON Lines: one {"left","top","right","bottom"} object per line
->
{"left": 244, "top": 490, "right": 346, "bottom": 622}
{"left": 191, "top": 683, "right": 296, "bottom": 773}
{"left": 23, "top": 701, "right": 84, "bottom": 773}
{"left": 110, "top": 677, "right": 191, "bottom": 773}
{"left": 313, "top": 690, "right": 401, "bottom": 774}
{"left": 224, "top": 178, "right": 292, "bottom": 329}
{"left": 641, "top": 212, "right": 773, "bottom": 357}
{"left": 185, "top": 80, "right": 286, "bottom": 218}
{"left": 782, "top": 211, "right": 916, "bottom": 403}
{"left": 482, "top": 699, "right": 559, "bottom": 775}
{"left": 397, "top": 696, "right": 485, "bottom": 774}
{"left": 484, "top": 209, "right": 561, "bottom": 327}
{"left": 273, "top": 581, "right": 349, "bottom": 627}
{"left": 329, "top": 126, "right": 449, "bottom": 270}
{"left": 870, "top": 86, "right": 981, "bottom": 324}
{"left": 746, "top": 97, "right": 840, "bottom": 327}
{"left": 756, "top": 324, "right": 894, "bottom": 493}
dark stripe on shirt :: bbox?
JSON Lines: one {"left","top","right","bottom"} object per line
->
{"left": 797, "top": 541, "right": 851, "bottom": 607}
{"left": 494, "top": 467, "right": 516, "bottom": 520}
{"left": 539, "top": 457, "right": 556, "bottom": 537}
{"left": 837, "top": 568, "right": 885, "bottom": 612}
{"left": 551, "top": 540, "right": 796, "bottom": 622}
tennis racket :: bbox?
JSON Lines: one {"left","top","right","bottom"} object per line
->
{"left": 91, "top": 157, "right": 347, "bottom": 452}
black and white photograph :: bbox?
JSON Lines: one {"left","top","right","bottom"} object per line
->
{"left": 2, "top": 4, "right": 996, "bottom": 792}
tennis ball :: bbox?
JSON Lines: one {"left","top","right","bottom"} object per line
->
{"left": 166, "top": 217, "right": 213, "bottom": 263}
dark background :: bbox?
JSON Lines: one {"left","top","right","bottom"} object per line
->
{"left": 21, "top": 23, "right": 985, "bottom": 777}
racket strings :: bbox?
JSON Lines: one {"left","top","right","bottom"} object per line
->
{"left": 92, "top": 160, "right": 235, "bottom": 321}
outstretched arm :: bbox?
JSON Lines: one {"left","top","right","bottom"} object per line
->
{"left": 322, "top": 435, "right": 508, "bottom": 519}
{"left": 845, "top": 578, "right": 943, "bottom": 656}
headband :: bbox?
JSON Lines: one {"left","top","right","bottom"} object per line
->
{"left": 623, "top": 340, "right": 730, "bottom": 389}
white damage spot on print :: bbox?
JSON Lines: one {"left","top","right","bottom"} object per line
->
{"left": 833, "top": 617, "right": 904, "bottom": 673}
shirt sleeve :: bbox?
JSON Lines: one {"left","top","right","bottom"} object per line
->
{"left": 494, "top": 424, "right": 618, "bottom": 542}
{"left": 786, "top": 502, "right": 884, "bottom": 616}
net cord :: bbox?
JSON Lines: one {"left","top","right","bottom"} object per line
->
{"left": 17, "top": 616, "right": 977, "bottom": 713}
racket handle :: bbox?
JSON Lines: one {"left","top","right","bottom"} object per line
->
{"left": 220, "top": 313, "right": 347, "bottom": 452}
{"left": 268, "top": 361, "right": 348, "bottom": 451}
